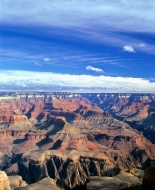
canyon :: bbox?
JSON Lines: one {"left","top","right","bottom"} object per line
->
{"left": 0, "top": 92, "right": 155, "bottom": 189}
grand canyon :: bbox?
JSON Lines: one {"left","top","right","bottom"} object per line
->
{"left": 0, "top": 92, "right": 155, "bottom": 190}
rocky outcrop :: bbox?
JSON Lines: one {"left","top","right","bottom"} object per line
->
{"left": 129, "top": 168, "right": 144, "bottom": 180}
{"left": 0, "top": 114, "right": 28, "bottom": 123}
{"left": 6, "top": 152, "right": 120, "bottom": 189}
{"left": 87, "top": 170, "right": 143, "bottom": 190}
{"left": 25, "top": 133, "right": 47, "bottom": 141}
{"left": 52, "top": 99, "right": 80, "bottom": 112}
{"left": 30, "top": 105, "right": 43, "bottom": 118}
{"left": 0, "top": 115, "right": 33, "bottom": 131}
{"left": 8, "top": 175, "right": 27, "bottom": 190}
{"left": 0, "top": 171, "right": 10, "bottom": 190}
{"left": 15, "top": 177, "right": 63, "bottom": 190}
{"left": 0, "top": 130, "right": 27, "bottom": 138}
{"left": 50, "top": 111, "right": 84, "bottom": 122}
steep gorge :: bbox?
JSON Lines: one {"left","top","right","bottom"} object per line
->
{"left": 0, "top": 93, "right": 155, "bottom": 189}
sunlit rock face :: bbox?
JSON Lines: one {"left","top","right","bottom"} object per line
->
{"left": 0, "top": 171, "right": 10, "bottom": 190}
{"left": 8, "top": 175, "right": 27, "bottom": 190}
{"left": 87, "top": 170, "right": 143, "bottom": 190}
{"left": 15, "top": 177, "right": 62, "bottom": 190}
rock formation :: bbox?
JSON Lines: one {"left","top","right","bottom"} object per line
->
{"left": 87, "top": 170, "right": 143, "bottom": 190}
{"left": 0, "top": 92, "right": 155, "bottom": 189}
{"left": 82, "top": 93, "right": 155, "bottom": 144}
{"left": 0, "top": 171, "right": 10, "bottom": 190}
{"left": 15, "top": 177, "right": 63, "bottom": 190}
{"left": 8, "top": 175, "right": 27, "bottom": 190}
{"left": 142, "top": 161, "right": 155, "bottom": 190}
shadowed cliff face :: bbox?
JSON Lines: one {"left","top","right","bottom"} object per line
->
{"left": 142, "top": 163, "right": 155, "bottom": 190}
{"left": 6, "top": 152, "right": 120, "bottom": 189}
{"left": 0, "top": 93, "right": 155, "bottom": 189}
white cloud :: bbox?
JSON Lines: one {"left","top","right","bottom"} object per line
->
{"left": 123, "top": 45, "right": 135, "bottom": 53}
{"left": 34, "top": 62, "right": 42, "bottom": 66}
{"left": 139, "top": 43, "right": 146, "bottom": 47}
{"left": 86, "top": 65, "right": 103, "bottom": 73}
{"left": 1, "top": 1, "right": 155, "bottom": 33}
{"left": 0, "top": 70, "right": 155, "bottom": 93}
{"left": 43, "top": 58, "right": 50, "bottom": 62}
{"left": 1, "top": 1, "right": 155, "bottom": 55}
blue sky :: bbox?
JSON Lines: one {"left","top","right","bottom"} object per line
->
{"left": 1, "top": 0, "right": 155, "bottom": 92}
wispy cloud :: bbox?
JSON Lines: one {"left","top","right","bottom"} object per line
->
{"left": 86, "top": 65, "right": 104, "bottom": 73}
{"left": 123, "top": 45, "right": 135, "bottom": 53}
{"left": 0, "top": 70, "right": 155, "bottom": 93}
{"left": 139, "top": 43, "right": 146, "bottom": 47}
{"left": 1, "top": 0, "right": 155, "bottom": 57}
{"left": 1, "top": 47, "right": 128, "bottom": 69}
{"left": 34, "top": 62, "right": 42, "bottom": 67}
{"left": 1, "top": 0, "right": 155, "bottom": 82}
{"left": 1, "top": 1, "right": 155, "bottom": 33}
{"left": 43, "top": 57, "right": 50, "bottom": 62}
